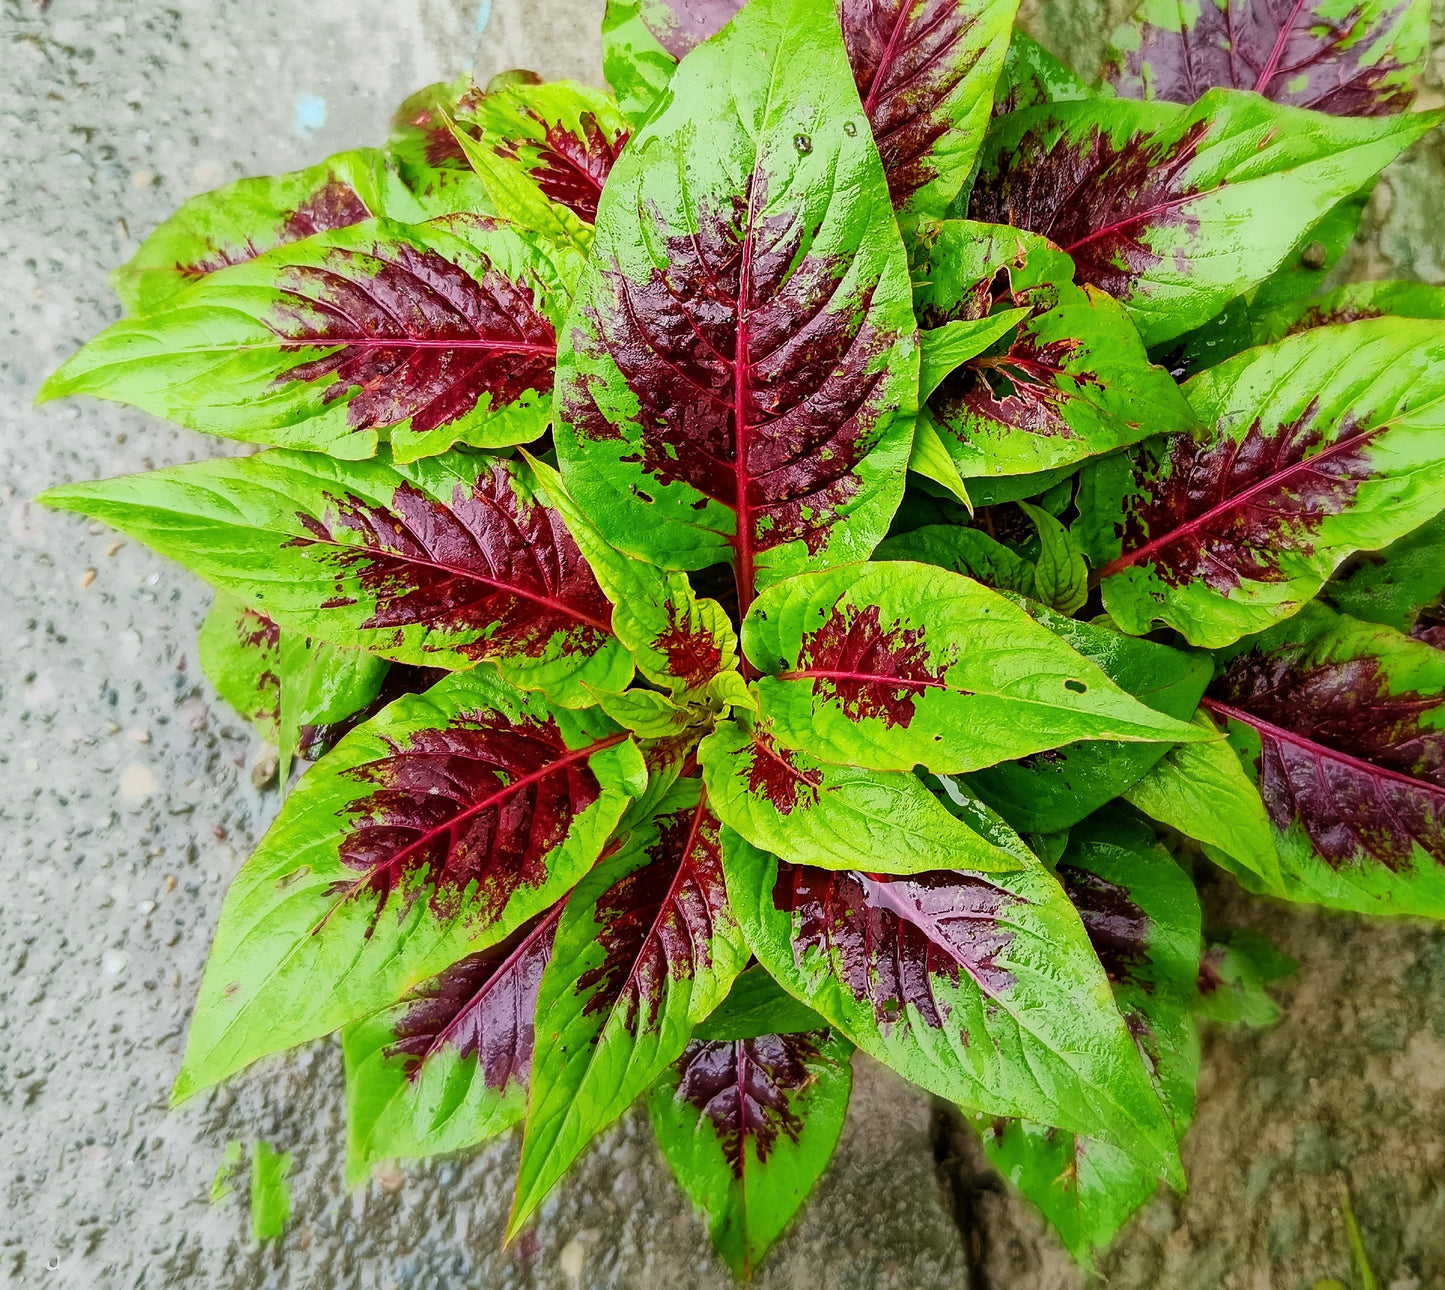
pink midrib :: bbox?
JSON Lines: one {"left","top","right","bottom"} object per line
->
{"left": 299, "top": 524, "right": 614, "bottom": 635}
{"left": 1098, "top": 427, "right": 1380, "bottom": 580}
{"left": 418, "top": 899, "right": 566, "bottom": 1074}
{"left": 1200, "top": 697, "right": 1445, "bottom": 800}
{"left": 861, "top": 1, "right": 917, "bottom": 117}
{"left": 328, "top": 731, "right": 627, "bottom": 908}
{"left": 732, "top": 174, "right": 760, "bottom": 634}
{"left": 1253, "top": 0, "right": 1312, "bottom": 97}
{"left": 781, "top": 667, "right": 948, "bottom": 692}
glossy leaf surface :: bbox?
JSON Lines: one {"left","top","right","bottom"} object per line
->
{"left": 968, "top": 91, "right": 1442, "bottom": 345}
{"left": 701, "top": 717, "right": 1038, "bottom": 875}
{"left": 991, "top": 30, "right": 1089, "bottom": 116}
{"left": 648, "top": 1025, "right": 853, "bottom": 1277}
{"left": 1206, "top": 603, "right": 1445, "bottom": 916}
{"left": 197, "top": 593, "right": 282, "bottom": 742}
{"left": 724, "top": 830, "right": 1181, "bottom": 1174}
{"left": 601, "top": 0, "right": 748, "bottom": 125}
{"left": 526, "top": 454, "right": 739, "bottom": 695}
{"left": 112, "top": 149, "right": 485, "bottom": 315}
{"left": 695, "top": 964, "right": 833, "bottom": 1040}
{"left": 342, "top": 900, "right": 563, "bottom": 1183}
{"left": 42, "top": 452, "right": 634, "bottom": 705}
{"left": 1083, "top": 319, "right": 1445, "bottom": 648}
{"left": 744, "top": 561, "right": 1204, "bottom": 775}
{"left": 44, "top": 216, "right": 578, "bottom": 462}
{"left": 982, "top": 812, "right": 1201, "bottom": 1267}
{"left": 961, "top": 603, "right": 1213, "bottom": 834}
{"left": 875, "top": 522, "right": 1036, "bottom": 595}
{"left": 453, "top": 79, "right": 630, "bottom": 223}
{"left": 917, "top": 220, "right": 1197, "bottom": 476}
{"left": 1104, "top": 0, "right": 1431, "bottom": 116}
{"left": 1256, "top": 279, "right": 1445, "bottom": 345}
{"left": 1327, "top": 511, "right": 1445, "bottom": 648}
{"left": 514, "top": 779, "right": 748, "bottom": 1232}
{"left": 555, "top": 0, "right": 918, "bottom": 607}
{"left": 1124, "top": 710, "right": 1286, "bottom": 893}
{"left": 276, "top": 634, "right": 391, "bottom": 782}
{"left": 842, "top": 0, "right": 1020, "bottom": 219}
{"left": 173, "top": 670, "right": 644, "bottom": 1101}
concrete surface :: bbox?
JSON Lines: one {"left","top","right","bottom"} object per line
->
{"left": 2, "top": 0, "right": 1443, "bottom": 1287}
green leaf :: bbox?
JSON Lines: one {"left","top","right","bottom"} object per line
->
{"left": 553, "top": 0, "right": 918, "bottom": 604}
{"left": 990, "top": 30, "right": 1090, "bottom": 117}
{"left": 275, "top": 634, "right": 390, "bottom": 785}
{"left": 701, "top": 717, "right": 1037, "bottom": 876}
{"left": 647, "top": 1024, "right": 853, "bottom": 1277}
{"left": 694, "top": 965, "right": 831, "bottom": 1041}
{"left": 875, "top": 523, "right": 1036, "bottom": 596}
{"left": 919, "top": 312, "right": 1031, "bottom": 401}
{"left": 250, "top": 1141, "right": 292, "bottom": 1243}
{"left": 111, "top": 148, "right": 487, "bottom": 315}
{"left": 41, "top": 451, "right": 635, "bottom": 706}
{"left": 197, "top": 593, "right": 282, "bottom": 743}
{"left": 1246, "top": 186, "right": 1374, "bottom": 320}
{"left": 961, "top": 602, "right": 1213, "bottom": 834}
{"left": 341, "top": 899, "right": 564, "bottom": 1185}
{"left": 968, "top": 90, "right": 1443, "bottom": 346}
{"left": 724, "top": 829, "right": 1182, "bottom": 1177}
{"left": 449, "top": 78, "right": 629, "bottom": 227}
{"left": 917, "top": 220, "right": 1198, "bottom": 476}
{"left": 172, "top": 670, "right": 643, "bottom": 1103}
{"left": 1326, "top": 511, "right": 1445, "bottom": 645}
{"left": 512, "top": 778, "right": 748, "bottom": 1235}
{"left": 210, "top": 1139, "right": 244, "bottom": 1205}
{"left": 41, "top": 216, "right": 579, "bottom": 462}
{"left": 979, "top": 811, "right": 1201, "bottom": 1268}
{"left": 743, "top": 561, "right": 1205, "bottom": 776}
{"left": 445, "top": 113, "right": 594, "bottom": 256}
{"left": 1196, "top": 930, "right": 1297, "bottom": 1028}
{"left": 1019, "top": 501, "right": 1086, "bottom": 614}
{"left": 525, "top": 453, "right": 739, "bottom": 695}
{"left": 1256, "top": 279, "right": 1445, "bottom": 347}
{"left": 599, "top": 0, "right": 715, "bottom": 127}
{"left": 1084, "top": 319, "right": 1445, "bottom": 648}
{"left": 1124, "top": 710, "right": 1286, "bottom": 895}
{"left": 908, "top": 411, "right": 975, "bottom": 511}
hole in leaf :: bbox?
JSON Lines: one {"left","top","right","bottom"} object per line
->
{"left": 1064, "top": 679, "right": 1087, "bottom": 694}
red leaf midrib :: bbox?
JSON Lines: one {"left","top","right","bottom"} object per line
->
{"left": 417, "top": 898, "right": 566, "bottom": 1072}
{"left": 301, "top": 518, "right": 615, "bottom": 636}
{"left": 1201, "top": 696, "right": 1445, "bottom": 799}
{"left": 1099, "top": 424, "right": 1382, "bottom": 580}
{"left": 325, "top": 732, "right": 626, "bottom": 911}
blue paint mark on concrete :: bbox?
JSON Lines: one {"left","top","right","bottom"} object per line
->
{"left": 476, "top": 0, "right": 493, "bottom": 33}
{"left": 293, "top": 94, "right": 327, "bottom": 136}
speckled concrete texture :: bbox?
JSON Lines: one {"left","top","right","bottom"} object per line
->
{"left": 3, "top": 0, "right": 1445, "bottom": 1287}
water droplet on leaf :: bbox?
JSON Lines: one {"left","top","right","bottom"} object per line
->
{"left": 794, "top": 134, "right": 812, "bottom": 155}
{"left": 843, "top": 121, "right": 857, "bottom": 136}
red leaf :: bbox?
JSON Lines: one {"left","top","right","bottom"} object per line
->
{"left": 968, "top": 118, "right": 1212, "bottom": 304}
{"left": 1056, "top": 865, "right": 1150, "bottom": 985}
{"left": 1205, "top": 652, "right": 1445, "bottom": 870}
{"left": 775, "top": 863, "right": 1017, "bottom": 1026}
{"left": 270, "top": 236, "right": 557, "bottom": 438}
{"left": 329, "top": 714, "right": 626, "bottom": 927}
{"left": 673, "top": 1032, "right": 826, "bottom": 1174}
{"left": 292, "top": 459, "right": 616, "bottom": 660}
{"left": 1099, "top": 406, "right": 1378, "bottom": 590}
{"left": 387, "top": 900, "right": 563, "bottom": 1089}
{"left": 576, "top": 790, "right": 730, "bottom": 1031}
{"left": 780, "top": 600, "right": 949, "bottom": 728}
{"left": 563, "top": 183, "right": 898, "bottom": 611}
{"left": 1107, "top": 0, "right": 1422, "bottom": 116}
{"left": 639, "top": 0, "right": 748, "bottom": 57}
{"left": 842, "top": 0, "right": 994, "bottom": 208}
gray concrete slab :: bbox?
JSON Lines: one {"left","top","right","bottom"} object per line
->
{"left": 4, "top": 0, "right": 1445, "bottom": 1288}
